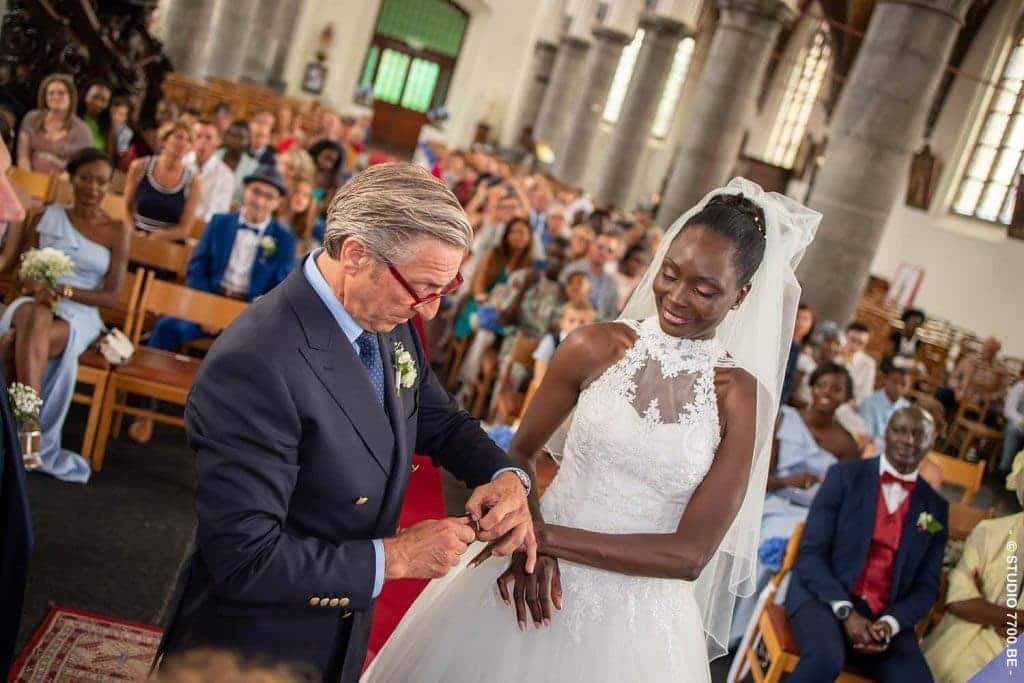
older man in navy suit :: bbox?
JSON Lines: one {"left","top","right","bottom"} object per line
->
{"left": 157, "top": 163, "right": 534, "bottom": 682}
{"left": 129, "top": 165, "right": 296, "bottom": 444}
{"left": 785, "top": 406, "right": 948, "bottom": 682}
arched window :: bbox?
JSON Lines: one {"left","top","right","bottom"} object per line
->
{"left": 603, "top": 28, "right": 644, "bottom": 124}
{"left": 651, "top": 36, "right": 695, "bottom": 139}
{"left": 764, "top": 23, "right": 831, "bottom": 169}
{"left": 953, "top": 31, "right": 1024, "bottom": 224}
{"left": 603, "top": 30, "right": 694, "bottom": 139}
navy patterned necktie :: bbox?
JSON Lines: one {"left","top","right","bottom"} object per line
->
{"left": 356, "top": 331, "right": 385, "bottom": 407}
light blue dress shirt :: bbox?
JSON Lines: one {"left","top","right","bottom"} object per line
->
{"left": 304, "top": 250, "right": 528, "bottom": 596}
{"left": 857, "top": 389, "right": 910, "bottom": 450}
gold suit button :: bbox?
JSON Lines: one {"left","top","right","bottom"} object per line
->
{"left": 328, "top": 598, "right": 341, "bottom": 607}
{"left": 309, "top": 597, "right": 320, "bottom": 607}
{"left": 355, "top": 496, "right": 369, "bottom": 505}
{"left": 339, "top": 596, "right": 350, "bottom": 607}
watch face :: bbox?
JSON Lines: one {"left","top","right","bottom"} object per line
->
{"left": 836, "top": 605, "right": 851, "bottom": 620}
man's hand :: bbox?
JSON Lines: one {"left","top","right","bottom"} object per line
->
{"left": 382, "top": 517, "right": 476, "bottom": 580}
{"left": 495, "top": 551, "right": 561, "bottom": 630}
{"left": 782, "top": 473, "right": 820, "bottom": 490}
{"left": 842, "top": 612, "right": 878, "bottom": 647}
{"left": 465, "top": 471, "right": 536, "bottom": 572}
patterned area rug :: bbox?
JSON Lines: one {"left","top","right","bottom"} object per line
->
{"left": 9, "top": 606, "right": 162, "bottom": 682}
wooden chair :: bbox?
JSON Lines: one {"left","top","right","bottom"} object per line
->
{"left": 949, "top": 398, "right": 1003, "bottom": 469}
{"left": 6, "top": 167, "right": 55, "bottom": 204}
{"left": 948, "top": 501, "right": 995, "bottom": 541}
{"left": 734, "top": 522, "right": 871, "bottom": 683}
{"left": 74, "top": 270, "right": 144, "bottom": 465}
{"left": 90, "top": 272, "right": 247, "bottom": 470}
{"left": 188, "top": 218, "right": 207, "bottom": 242}
{"left": 100, "top": 192, "right": 126, "bottom": 222}
{"left": 926, "top": 451, "right": 985, "bottom": 504}
{"left": 489, "top": 331, "right": 540, "bottom": 425}
{"left": 128, "top": 233, "right": 193, "bottom": 281}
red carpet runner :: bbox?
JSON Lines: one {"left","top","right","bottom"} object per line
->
{"left": 366, "top": 454, "right": 446, "bottom": 663}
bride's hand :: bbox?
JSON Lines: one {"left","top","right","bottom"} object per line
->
{"left": 495, "top": 550, "right": 562, "bottom": 630}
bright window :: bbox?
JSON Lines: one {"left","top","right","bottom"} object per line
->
{"left": 603, "top": 29, "right": 644, "bottom": 124}
{"left": 764, "top": 24, "right": 831, "bottom": 168}
{"left": 953, "top": 33, "right": 1024, "bottom": 224}
{"left": 651, "top": 37, "right": 695, "bottom": 139}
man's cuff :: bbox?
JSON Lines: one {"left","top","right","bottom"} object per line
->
{"left": 492, "top": 467, "right": 531, "bottom": 496}
{"left": 879, "top": 614, "right": 900, "bottom": 637}
{"left": 371, "top": 539, "right": 385, "bottom": 598}
{"left": 830, "top": 600, "right": 852, "bottom": 618}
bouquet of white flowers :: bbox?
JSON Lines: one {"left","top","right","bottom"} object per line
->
{"left": 19, "top": 247, "right": 74, "bottom": 290}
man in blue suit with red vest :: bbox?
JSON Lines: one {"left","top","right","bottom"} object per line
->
{"left": 129, "top": 165, "right": 296, "bottom": 444}
{"left": 785, "top": 406, "right": 948, "bottom": 682}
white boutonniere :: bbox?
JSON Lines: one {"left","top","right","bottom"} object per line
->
{"left": 260, "top": 235, "right": 277, "bottom": 258}
{"left": 917, "top": 511, "right": 943, "bottom": 534}
{"left": 393, "top": 342, "right": 417, "bottom": 395}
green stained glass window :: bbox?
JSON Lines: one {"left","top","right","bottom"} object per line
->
{"left": 376, "top": 0, "right": 467, "bottom": 58}
{"left": 361, "top": 46, "right": 380, "bottom": 88}
{"left": 374, "top": 49, "right": 411, "bottom": 104}
{"left": 400, "top": 59, "right": 440, "bottom": 113}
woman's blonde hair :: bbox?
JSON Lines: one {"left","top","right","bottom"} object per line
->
{"left": 278, "top": 147, "right": 316, "bottom": 184}
{"left": 36, "top": 73, "right": 77, "bottom": 129}
{"left": 157, "top": 119, "right": 196, "bottom": 146}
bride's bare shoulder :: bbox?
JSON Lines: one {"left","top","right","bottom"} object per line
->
{"left": 556, "top": 321, "right": 638, "bottom": 383}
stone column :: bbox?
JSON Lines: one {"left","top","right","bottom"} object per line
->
{"left": 266, "top": 0, "right": 305, "bottom": 91}
{"left": 161, "top": 0, "right": 220, "bottom": 79}
{"left": 657, "top": 0, "right": 793, "bottom": 227}
{"left": 796, "top": 0, "right": 971, "bottom": 325}
{"left": 593, "top": 12, "right": 686, "bottom": 208}
{"left": 513, "top": 41, "right": 559, "bottom": 143}
{"left": 240, "top": 0, "right": 281, "bottom": 85}
{"left": 204, "top": 0, "right": 259, "bottom": 81}
{"left": 531, "top": 34, "right": 591, "bottom": 151}
{"left": 555, "top": 26, "right": 632, "bottom": 186}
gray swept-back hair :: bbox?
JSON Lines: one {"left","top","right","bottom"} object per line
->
{"left": 323, "top": 162, "right": 472, "bottom": 263}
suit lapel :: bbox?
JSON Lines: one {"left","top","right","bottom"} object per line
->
{"left": 851, "top": 460, "right": 880, "bottom": 578}
{"left": 285, "top": 269, "right": 395, "bottom": 474}
{"left": 376, "top": 330, "right": 412, "bottom": 533}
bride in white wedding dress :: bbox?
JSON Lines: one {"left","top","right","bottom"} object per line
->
{"left": 363, "top": 179, "right": 820, "bottom": 682}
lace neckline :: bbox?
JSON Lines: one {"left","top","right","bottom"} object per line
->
{"left": 636, "top": 317, "right": 723, "bottom": 369}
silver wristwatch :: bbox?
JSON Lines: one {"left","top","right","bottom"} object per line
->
{"left": 507, "top": 468, "right": 532, "bottom": 496}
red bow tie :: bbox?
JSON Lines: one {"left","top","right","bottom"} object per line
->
{"left": 881, "top": 471, "right": 916, "bottom": 492}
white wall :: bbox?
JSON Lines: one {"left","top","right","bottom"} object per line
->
{"left": 865, "top": 0, "right": 1024, "bottom": 357}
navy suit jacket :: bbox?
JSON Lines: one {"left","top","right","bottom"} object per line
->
{"left": 0, "top": 367, "right": 32, "bottom": 676}
{"left": 785, "top": 457, "right": 948, "bottom": 632}
{"left": 159, "top": 264, "right": 514, "bottom": 682}
{"left": 186, "top": 212, "right": 296, "bottom": 301}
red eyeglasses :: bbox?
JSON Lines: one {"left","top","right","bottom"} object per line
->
{"left": 388, "top": 265, "right": 463, "bottom": 309}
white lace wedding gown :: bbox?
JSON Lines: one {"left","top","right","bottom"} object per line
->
{"left": 364, "top": 317, "right": 733, "bottom": 682}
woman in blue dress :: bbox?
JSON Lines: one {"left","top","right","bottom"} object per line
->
{"left": 0, "top": 148, "right": 129, "bottom": 482}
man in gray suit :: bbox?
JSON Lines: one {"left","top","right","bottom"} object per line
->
{"left": 159, "top": 163, "right": 535, "bottom": 682}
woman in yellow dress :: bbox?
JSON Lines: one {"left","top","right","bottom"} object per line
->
{"left": 923, "top": 454, "right": 1024, "bottom": 682}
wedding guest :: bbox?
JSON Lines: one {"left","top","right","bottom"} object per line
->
{"left": 463, "top": 189, "right": 522, "bottom": 289}
{"left": 792, "top": 322, "right": 843, "bottom": 408}
{"left": 858, "top": 358, "right": 911, "bottom": 452}
{"left": 999, "top": 368, "right": 1024, "bottom": 472}
{"left": 212, "top": 102, "right": 233, "bottom": 135}
{"left": 274, "top": 178, "right": 320, "bottom": 263}
{"left": 782, "top": 303, "right": 816, "bottom": 406}
{"left": 107, "top": 96, "right": 135, "bottom": 167}
{"left": 0, "top": 148, "right": 128, "bottom": 482}
{"left": 248, "top": 109, "right": 277, "bottom": 166}
{"left": 924, "top": 452, "right": 1024, "bottom": 681}
{"left": 564, "top": 271, "right": 592, "bottom": 307}
{"left": 935, "top": 336, "right": 1004, "bottom": 421}
{"left": 526, "top": 178, "right": 552, "bottom": 244}
{"left": 17, "top": 74, "right": 93, "bottom": 174}
{"left": 123, "top": 120, "right": 201, "bottom": 241}
{"left": 307, "top": 139, "right": 344, "bottom": 206}
{"left": 0, "top": 133, "right": 27, "bottom": 274}
{"left": 889, "top": 308, "right": 925, "bottom": 369}
{"left": 78, "top": 82, "right": 111, "bottom": 150}
{"left": 519, "top": 299, "right": 595, "bottom": 418}
{"left": 128, "top": 166, "right": 295, "bottom": 444}
{"left": 497, "top": 236, "right": 569, "bottom": 342}
{"left": 154, "top": 98, "right": 180, "bottom": 128}
{"left": 786, "top": 407, "right": 947, "bottom": 683}
{"left": 191, "top": 119, "right": 234, "bottom": 221}
{"left": 614, "top": 244, "right": 650, "bottom": 311}
{"left": 560, "top": 228, "right": 623, "bottom": 321}
{"left": 217, "top": 120, "right": 258, "bottom": 202}
{"left": 838, "top": 321, "right": 877, "bottom": 403}
{"left": 276, "top": 147, "right": 315, "bottom": 189}
{"left": 568, "top": 223, "right": 595, "bottom": 262}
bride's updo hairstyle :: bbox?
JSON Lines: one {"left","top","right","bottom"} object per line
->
{"left": 678, "top": 193, "right": 766, "bottom": 285}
